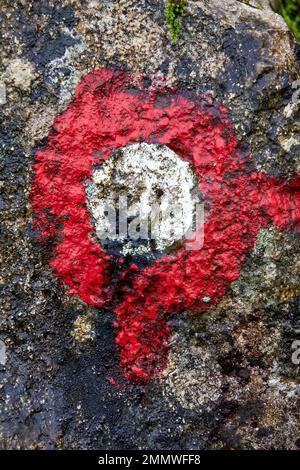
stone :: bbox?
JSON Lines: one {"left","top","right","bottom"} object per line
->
{"left": 1, "top": 0, "right": 300, "bottom": 451}
{"left": 4, "top": 58, "right": 37, "bottom": 91}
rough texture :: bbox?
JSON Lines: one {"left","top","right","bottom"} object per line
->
{"left": 1, "top": 0, "right": 300, "bottom": 450}
{"left": 87, "top": 143, "right": 200, "bottom": 256}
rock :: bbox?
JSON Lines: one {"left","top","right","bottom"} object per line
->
{"left": 3, "top": 58, "right": 37, "bottom": 91}
{"left": 0, "top": 0, "right": 300, "bottom": 450}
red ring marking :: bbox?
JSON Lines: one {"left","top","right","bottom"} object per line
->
{"left": 31, "top": 68, "right": 300, "bottom": 382}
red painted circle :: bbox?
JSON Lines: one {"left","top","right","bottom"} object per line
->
{"left": 31, "top": 68, "right": 300, "bottom": 382}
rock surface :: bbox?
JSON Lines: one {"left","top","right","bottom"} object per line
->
{"left": 1, "top": 0, "right": 300, "bottom": 450}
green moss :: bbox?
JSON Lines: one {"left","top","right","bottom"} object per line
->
{"left": 279, "top": 0, "right": 300, "bottom": 42}
{"left": 165, "top": 0, "right": 187, "bottom": 43}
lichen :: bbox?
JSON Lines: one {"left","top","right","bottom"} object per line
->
{"left": 71, "top": 313, "right": 96, "bottom": 344}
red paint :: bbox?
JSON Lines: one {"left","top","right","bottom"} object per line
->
{"left": 31, "top": 68, "right": 300, "bottom": 382}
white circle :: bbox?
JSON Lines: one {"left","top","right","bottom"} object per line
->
{"left": 86, "top": 143, "right": 201, "bottom": 256}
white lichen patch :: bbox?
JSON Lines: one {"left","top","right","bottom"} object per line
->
{"left": 3, "top": 58, "right": 37, "bottom": 91}
{"left": 71, "top": 313, "right": 96, "bottom": 344}
{"left": 279, "top": 135, "right": 300, "bottom": 152}
{"left": 163, "top": 344, "right": 223, "bottom": 410}
{"left": 86, "top": 143, "right": 201, "bottom": 255}
{"left": 45, "top": 28, "right": 87, "bottom": 106}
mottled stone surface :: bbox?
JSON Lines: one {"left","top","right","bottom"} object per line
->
{"left": 1, "top": 0, "right": 300, "bottom": 449}
{"left": 87, "top": 143, "right": 201, "bottom": 257}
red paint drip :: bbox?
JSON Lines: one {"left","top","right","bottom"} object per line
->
{"left": 31, "top": 68, "right": 300, "bottom": 383}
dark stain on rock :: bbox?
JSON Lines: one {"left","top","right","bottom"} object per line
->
{"left": 221, "top": 29, "right": 263, "bottom": 95}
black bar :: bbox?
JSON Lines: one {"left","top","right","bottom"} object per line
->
{"left": 0, "top": 450, "right": 300, "bottom": 467}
